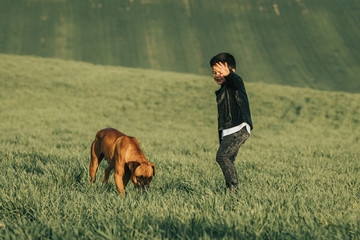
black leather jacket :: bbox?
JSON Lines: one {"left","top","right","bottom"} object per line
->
{"left": 215, "top": 70, "right": 253, "bottom": 140}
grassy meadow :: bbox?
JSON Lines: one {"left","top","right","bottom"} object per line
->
{"left": 0, "top": 54, "right": 359, "bottom": 239}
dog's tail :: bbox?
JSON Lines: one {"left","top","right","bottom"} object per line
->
{"left": 91, "top": 134, "right": 103, "bottom": 162}
{"left": 89, "top": 133, "right": 104, "bottom": 183}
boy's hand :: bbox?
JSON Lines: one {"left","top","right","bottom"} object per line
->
{"left": 214, "top": 62, "right": 230, "bottom": 77}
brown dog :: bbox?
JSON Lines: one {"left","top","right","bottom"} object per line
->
{"left": 89, "top": 128, "right": 155, "bottom": 196}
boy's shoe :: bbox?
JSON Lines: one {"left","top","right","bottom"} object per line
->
{"left": 226, "top": 183, "right": 239, "bottom": 193}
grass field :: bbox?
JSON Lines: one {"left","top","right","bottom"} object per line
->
{"left": 0, "top": 0, "right": 359, "bottom": 92}
{"left": 0, "top": 54, "right": 359, "bottom": 239}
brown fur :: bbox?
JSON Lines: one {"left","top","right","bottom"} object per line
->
{"left": 89, "top": 128, "right": 155, "bottom": 196}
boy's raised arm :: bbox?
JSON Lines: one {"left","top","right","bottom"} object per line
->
{"left": 225, "top": 70, "right": 244, "bottom": 90}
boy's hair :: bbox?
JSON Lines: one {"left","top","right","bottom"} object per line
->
{"left": 210, "top": 52, "right": 236, "bottom": 70}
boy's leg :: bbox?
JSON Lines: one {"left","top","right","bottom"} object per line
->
{"left": 226, "top": 149, "right": 239, "bottom": 189}
{"left": 216, "top": 127, "right": 250, "bottom": 189}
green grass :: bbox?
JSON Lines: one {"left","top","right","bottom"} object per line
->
{"left": 0, "top": 0, "right": 359, "bottom": 92}
{"left": 0, "top": 54, "right": 360, "bottom": 239}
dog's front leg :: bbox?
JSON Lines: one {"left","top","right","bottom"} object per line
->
{"left": 114, "top": 166, "right": 125, "bottom": 196}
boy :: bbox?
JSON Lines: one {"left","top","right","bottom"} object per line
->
{"left": 210, "top": 52, "right": 253, "bottom": 192}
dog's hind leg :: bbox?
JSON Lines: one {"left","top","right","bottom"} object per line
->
{"left": 103, "top": 166, "right": 113, "bottom": 184}
{"left": 90, "top": 139, "right": 104, "bottom": 183}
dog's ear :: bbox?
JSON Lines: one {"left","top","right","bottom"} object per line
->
{"left": 151, "top": 163, "right": 156, "bottom": 176}
{"left": 128, "top": 161, "right": 140, "bottom": 174}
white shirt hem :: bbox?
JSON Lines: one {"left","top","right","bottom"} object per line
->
{"left": 221, "top": 122, "right": 251, "bottom": 139}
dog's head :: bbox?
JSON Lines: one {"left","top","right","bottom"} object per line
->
{"left": 128, "top": 161, "right": 155, "bottom": 188}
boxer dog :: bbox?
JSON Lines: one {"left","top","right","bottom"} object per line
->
{"left": 89, "top": 128, "right": 155, "bottom": 196}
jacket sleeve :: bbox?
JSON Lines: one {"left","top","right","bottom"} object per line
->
{"left": 224, "top": 70, "right": 244, "bottom": 90}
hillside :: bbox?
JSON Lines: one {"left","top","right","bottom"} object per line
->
{"left": 1, "top": 54, "right": 359, "bottom": 147}
{"left": 0, "top": 53, "right": 359, "bottom": 150}
{"left": 0, "top": 55, "right": 359, "bottom": 239}
{"left": 0, "top": 0, "right": 359, "bottom": 92}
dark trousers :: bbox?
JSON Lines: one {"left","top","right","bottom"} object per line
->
{"left": 216, "top": 127, "right": 250, "bottom": 188}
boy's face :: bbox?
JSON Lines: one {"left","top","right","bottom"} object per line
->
{"left": 212, "top": 63, "right": 235, "bottom": 85}
{"left": 212, "top": 66, "right": 226, "bottom": 85}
